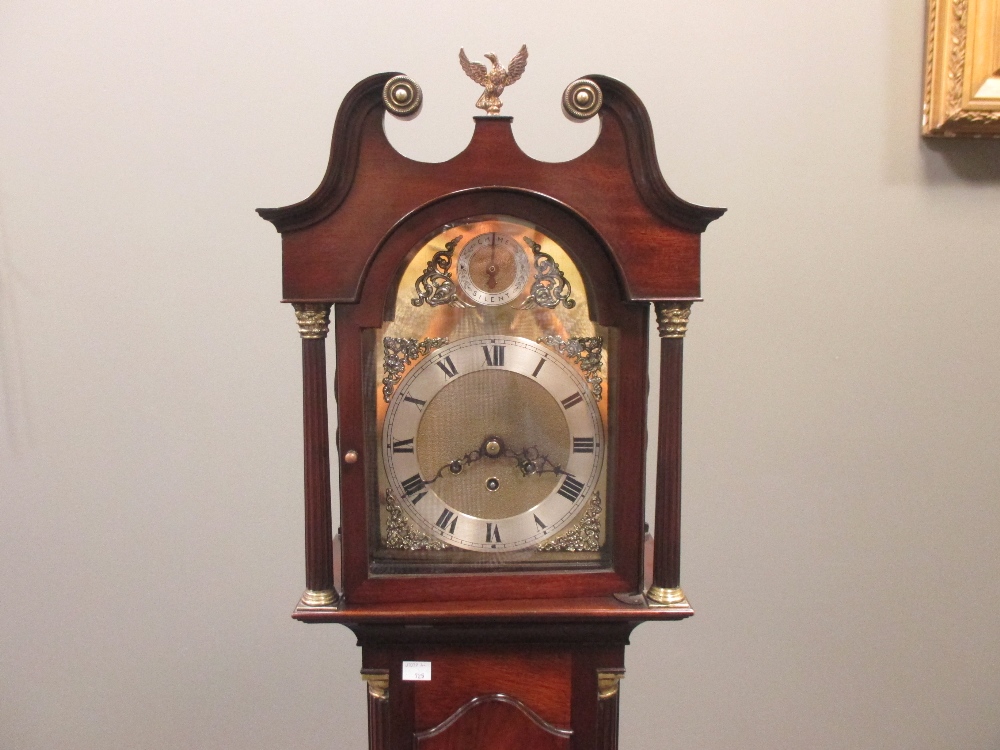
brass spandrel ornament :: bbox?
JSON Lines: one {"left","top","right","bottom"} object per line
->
{"left": 459, "top": 45, "right": 528, "bottom": 115}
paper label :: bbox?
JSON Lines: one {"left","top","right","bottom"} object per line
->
{"left": 403, "top": 661, "right": 431, "bottom": 682}
{"left": 402, "top": 661, "right": 432, "bottom": 681}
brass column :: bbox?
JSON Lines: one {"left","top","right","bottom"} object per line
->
{"left": 648, "top": 302, "right": 691, "bottom": 607}
{"left": 293, "top": 302, "right": 338, "bottom": 607}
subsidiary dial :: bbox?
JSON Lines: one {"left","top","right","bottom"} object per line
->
{"left": 456, "top": 232, "right": 531, "bottom": 306}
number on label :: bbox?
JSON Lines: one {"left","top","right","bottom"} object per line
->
{"left": 557, "top": 474, "right": 585, "bottom": 502}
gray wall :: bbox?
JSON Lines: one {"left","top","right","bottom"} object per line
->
{"left": 2, "top": 2, "right": 999, "bottom": 748}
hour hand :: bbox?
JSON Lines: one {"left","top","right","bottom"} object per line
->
{"left": 510, "top": 445, "right": 565, "bottom": 478}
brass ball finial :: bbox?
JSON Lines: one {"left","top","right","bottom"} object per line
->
{"left": 382, "top": 75, "right": 422, "bottom": 117}
{"left": 562, "top": 78, "right": 603, "bottom": 120}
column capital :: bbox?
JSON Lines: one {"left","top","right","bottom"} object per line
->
{"left": 292, "top": 302, "right": 332, "bottom": 339}
{"left": 653, "top": 301, "right": 693, "bottom": 339}
{"left": 597, "top": 669, "right": 626, "bottom": 700}
{"left": 361, "top": 669, "right": 389, "bottom": 700}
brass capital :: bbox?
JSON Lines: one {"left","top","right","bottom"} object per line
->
{"left": 654, "top": 302, "right": 693, "bottom": 338}
{"left": 292, "top": 302, "right": 331, "bottom": 339}
{"left": 361, "top": 670, "right": 389, "bottom": 700}
{"left": 597, "top": 669, "right": 625, "bottom": 700}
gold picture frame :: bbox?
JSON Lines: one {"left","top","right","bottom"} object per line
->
{"left": 923, "top": 0, "right": 1000, "bottom": 137}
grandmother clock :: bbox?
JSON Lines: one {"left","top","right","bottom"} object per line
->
{"left": 258, "top": 50, "right": 723, "bottom": 750}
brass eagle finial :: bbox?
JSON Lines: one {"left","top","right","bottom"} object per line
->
{"left": 458, "top": 45, "right": 529, "bottom": 115}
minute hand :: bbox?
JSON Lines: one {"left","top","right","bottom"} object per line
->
{"left": 422, "top": 444, "right": 568, "bottom": 485}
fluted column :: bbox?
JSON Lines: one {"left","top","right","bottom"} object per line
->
{"left": 648, "top": 302, "right": 691, "bottom": 607}
{"left": 596, "top": 669, "right": 625, "bottom": 749}
{"left": 292, "top": 302, "right": 338, "bottom": 607}
{"left": 361, "top": 669, "right": 390, "bottom": 750}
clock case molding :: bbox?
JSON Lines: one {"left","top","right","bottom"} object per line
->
{"left": 258, "top": 69, "right": 724, "bottom": 749}
{"left": 259, "top": 70, "right": 724, "bottom": 615}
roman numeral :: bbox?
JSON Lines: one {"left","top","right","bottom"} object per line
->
{"left": 486, "top": 523, "right": 501, "bottom": 543}
{"left": 400, "top": 474, "right": 425, "bottom": 497}
{"left": 533, "top": 514, "right": 547, "bottom": 531}
{"left": 435, "top": 508, "right": 458, "bottom": 534}
{"left": 561, "top": 392, "right": 584, "bottom": 410}
{"left": 403, "top": 394, "right": 426, "bottom": 410}
{"left": 531, "top": 357, "right": 546, "bottom": 377}
{"left": 572, "top": 437, "right": 595, "bottom": 453}
{"left": 392, "top": 438, "right": 414, "bottom": 453}
{"left": 483, "top": 344, "right": 505, "bottom": 367}
{"left": 557, "top": 474, "right": 585, "bottom": 502}
{"left": 435, "top": 356, "right": 458, "bottom": 378}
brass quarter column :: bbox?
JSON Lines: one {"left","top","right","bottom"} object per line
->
{"left": 648, "top": 302, "right": 692, "bottom": 607}
{"left": 293, "top": 302, "right": 338, "bottom": 608}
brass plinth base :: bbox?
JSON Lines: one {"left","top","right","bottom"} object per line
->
{"left": 646, "top": 585, "right": 689, "bottom": 607}
{"left": 300, "top": 588, "right": 339, "bottom": 607}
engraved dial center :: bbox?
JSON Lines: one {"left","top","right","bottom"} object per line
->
{"left": 416, "top": 370, "right": 568, "bottom": 520}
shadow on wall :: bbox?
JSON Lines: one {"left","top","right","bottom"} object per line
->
{"left": 921, "top": 138, "right": 1000, "bottom": 182}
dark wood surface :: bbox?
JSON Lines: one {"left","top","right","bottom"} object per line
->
{"left": 295, "top": 536, "right": 692, "bottom": 626}
{"left": 359, "top": 636, "right": 627, "bottom": 750}
{"left": 653, "top": 337, "right": 684, "bottom": 590}
{"left": 258, "top": 73, "right": 724, "bottom": 303}
{"left": 415, "top": 697, "right": 570, "bottom": 750}
{"left": 301, "top": 337, "right": 335, "bottom": 596}
{"left": 366, "top": 676, "right": 390, "bottom": 750}
{"left": 596, "top": 687, "right": 621, "bottom": 750}
{"left": 414, "top": 651, "right": 571, "bottom": 728}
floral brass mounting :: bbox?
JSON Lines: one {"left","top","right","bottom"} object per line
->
{"left": 538, "top": 335, "right": 604, "bottom": 401}
{"left": 383, "top": 489, "right": 448, "bottom": 551}
{"left": 537, "top": 493, "right": 602, "bottom": 552}
{"left": 382, "top": 337, "right": 448, "bottom": 402}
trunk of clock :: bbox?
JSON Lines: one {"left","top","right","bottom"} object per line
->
{"left": 354, "top": 623, "right": 631, "bottom": 750}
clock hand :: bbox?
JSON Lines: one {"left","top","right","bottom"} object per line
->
{"left": 423, "top": 446, "right": 485, "bottom": 485}
{"left": 423, "top": 439, "right": 567, "bottom": 486}
{"left": 510, "top": 445, "right": 567, "bottom": 478}
{"left": 486, "top": 234, "right": 498, "bottom": 289}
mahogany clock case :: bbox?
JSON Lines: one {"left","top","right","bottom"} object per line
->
{"left": 258, "top": 71, "right": 725, "bottom": 614}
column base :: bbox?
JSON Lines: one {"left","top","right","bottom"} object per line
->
{"left": 299, "top": 588, "right": 339, "bottom": 608}
{"left": 645, "top": 586, "right": 689, "bottom": 608}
